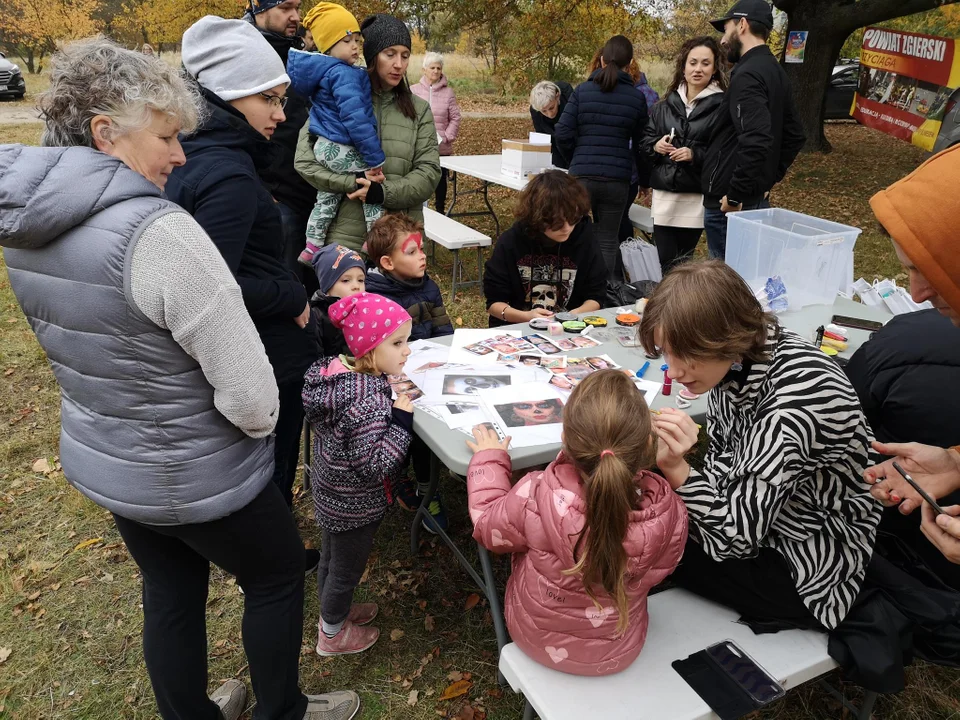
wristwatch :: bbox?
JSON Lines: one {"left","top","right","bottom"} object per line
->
{"left": 727, "top": 198, "right": 743, "bottom": 208}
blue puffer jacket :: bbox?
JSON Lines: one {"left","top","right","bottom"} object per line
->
{"left": 365, "top": 269, "right": 453, "bottom": 342}
{"left": 287, "top": 49, "right": 386, "bottom": 168}
{"left": 554, "top": 69, "right": 650, "bottom": 184}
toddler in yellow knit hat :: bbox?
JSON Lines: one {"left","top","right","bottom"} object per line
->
{"left": 287, "top": 2, "right": 386, "bottom": 266}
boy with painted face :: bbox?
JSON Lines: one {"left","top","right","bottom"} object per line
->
{"left": 365, "top": 213, "right": 453, "bottom": 530}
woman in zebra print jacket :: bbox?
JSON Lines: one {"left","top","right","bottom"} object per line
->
{"left": 639, "top": 260, "right": 881, "bottom": 632}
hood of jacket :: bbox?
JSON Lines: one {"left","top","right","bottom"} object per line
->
{"left": 0, "top": 144, "right": 161, "bottom": 250}
{"left": 366, "top": 267, "right": 426, "bottom": 295}
{"left": 287, "top": 48, "right": 345, "bottom": 98}
{"left": 301, "top": 355, "right": 381, "bottom": 429}
{"left": 182, "top": 85, "right": 281, "bottom": 173}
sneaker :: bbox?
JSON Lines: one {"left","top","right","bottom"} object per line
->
{"left": 305, "top": 548, "right": 321, "bottom": 576}
{"left": 316, "top": 619, "right": 379, "bottom": 656}
{"left": 210, "top": 679, "right": 246, "bottom": 720}
{"left": 346, "top": 602, "right": 378, "bottom": 626}
{"left": 298, "top": 245, "right": 318, "bottom": 267}
{"left": 393, "top": 476, "right": 419, "bottom": 512}
{"left": 302, "top": 690, "right": 360, "bottom": 720}
{"left": 421, "top": 492, "right": 449, "bottom": 534}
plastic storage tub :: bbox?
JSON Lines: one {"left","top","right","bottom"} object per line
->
{"left": 725, "top": 208, "right": 860, "bottom": 310}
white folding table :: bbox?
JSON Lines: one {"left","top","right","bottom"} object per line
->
{"left": 440, "top": 154, "right": 531, "bottom": 236}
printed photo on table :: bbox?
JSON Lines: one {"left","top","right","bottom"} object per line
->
{"left": 441, "top": 374, "right": 512, "bottom": 396}
{"left": 493, "top": 399, "right": 564, "bottom": 427}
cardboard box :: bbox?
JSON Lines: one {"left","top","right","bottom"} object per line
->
{"left": 501, "top": 139, "right": 551, "bottom": 180}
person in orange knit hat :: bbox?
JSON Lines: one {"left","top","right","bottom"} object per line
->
{"left": 865, "top": 144, "right": 960, "bottom": 572}
{"left": 869, "top": 143, "right": 960, "bottom": 326}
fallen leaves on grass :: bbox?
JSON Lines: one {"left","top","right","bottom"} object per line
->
{"left": 407, "top": 689, "right": 419, "bottom": 706}
{"left": 464, "top": 593, "right": 480, "bottom": 611}
{"left": 0, "top": 647, "right": 11, "bottom": 664}
{"left": 31, "top": 458, "right": 51, "bottom": 473}
{"left": 390, "top": 628, "right": 405, "bottom": 641}
{"left": 424, "top": 614, "right": 435, "bottom": 631}
{"left": 438, "top": 679, "right": 472, "bottom": 701}
{"left": 72, "top": 537, "right": 102, "bottom": 552}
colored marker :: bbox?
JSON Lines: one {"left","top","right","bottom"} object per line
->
{"left": 636, "top": 361, "right": 650, "bottom": 378}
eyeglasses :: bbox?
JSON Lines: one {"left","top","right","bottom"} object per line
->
{"left": 259, "top": 92, "right": 288, "bottom": 109}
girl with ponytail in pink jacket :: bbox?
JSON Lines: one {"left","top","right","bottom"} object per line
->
{"left": 465, "top": 369, "right": 688, "bottom": 676}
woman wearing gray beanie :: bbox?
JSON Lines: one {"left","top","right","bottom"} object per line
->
{"left": 294, "top": 13, "right": 441, "bottom": 253}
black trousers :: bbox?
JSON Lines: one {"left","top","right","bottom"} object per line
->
{"left": 617, "top": 182, "right": 640, "bottom": 244}
{"left": 670, "top": 536, "right": 823, "bottom": 629}
{"left": 654, "top": 224, "right": 703, "bottom": 275}
{"left": 318, "top": 519, "right": 382, "bottom": 624}
{"left": 272, "top": 376, "right": 307, "bottom": 508}
{"left": 435, "top": 167, "right": 449, "bottom": 214}
{"left": 113, "top": 483, "right": 309, "bottom": 720}
{"left": 580, "top": 178, "right": 630, "bottom": 283}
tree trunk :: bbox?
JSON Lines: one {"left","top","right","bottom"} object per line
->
{"left": 779, "top": 5, "right": 847, "bottom": 152}
{"left": 775, "top": 0, "right": 960, "bottom": 153}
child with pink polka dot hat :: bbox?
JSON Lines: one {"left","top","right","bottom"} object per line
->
{"left": 301, "top": 292, "right": 413, "bottom": 656}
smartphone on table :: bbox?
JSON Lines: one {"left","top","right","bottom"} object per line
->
{"left": 830, "top": 314, "right": 884, "bottom": 333}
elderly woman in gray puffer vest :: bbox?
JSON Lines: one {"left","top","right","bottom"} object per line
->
{"left": 0, "top": 38, "right": 358, "bottom": 720}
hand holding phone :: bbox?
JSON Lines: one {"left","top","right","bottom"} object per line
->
{"left": 893, "top": 461, "right": 945, "bottom": 515}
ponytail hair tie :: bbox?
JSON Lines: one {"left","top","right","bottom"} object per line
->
{"left": 600, "top": 449, "right": 615, "bottom": 459}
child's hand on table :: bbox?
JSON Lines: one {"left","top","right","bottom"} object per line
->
{"left": 467, "top": 424, "right": 511, "bottom": 454}
{"left": 393, "top": 394, "right": 414, "bottom": 413}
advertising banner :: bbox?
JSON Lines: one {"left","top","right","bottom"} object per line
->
{"left": 853, "top": 26, "right": 960, "bottom": 150}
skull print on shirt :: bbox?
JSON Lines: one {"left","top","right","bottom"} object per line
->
{"left": 518, "top": 254, "right": 577, "bottom": 313}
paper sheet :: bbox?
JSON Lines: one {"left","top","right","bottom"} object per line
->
{"left": 421, "top": 365, "right": 540, "bottom": 402}
{"left": 478, "top": 382, "right": 567, "bottom": 449}
{"left": 448, "top": 329, "right": 521, "bottom": 364}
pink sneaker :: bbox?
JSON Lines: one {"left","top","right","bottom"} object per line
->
{"left": 347, "top": 602, "right": 378, "bottom": 626}
{"left": 298, "top": 243, "right": 319, "bottom": 267}
{"left": 316, "top": 619, "right": 379, "bottom": 656}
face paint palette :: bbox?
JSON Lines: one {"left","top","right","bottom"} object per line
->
{"left": 582, "top": 316, "right": 607, "bottom": 327}
{"left": 616, "top": 313, "right": 641, "bottom": 327}
{"left": 528, "top": 317, "right": 551, "bottom": 331}
{"left": 562, "top": 320, "right": 586, "bottom": 333}
{"left": 554, "top": 312, "right": 578, "bottom": 323}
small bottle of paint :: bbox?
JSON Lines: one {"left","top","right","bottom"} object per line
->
{"left": 661, "top": 363, "right": 672, "bottom": 396}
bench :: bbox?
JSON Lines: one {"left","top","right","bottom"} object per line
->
{"left": 422, "top": 207, "right": 492, "bottom": 302}
{"left": 628, "top": 204, "right": 654, "bottom": 240}
{"left": 499, "top": 587, "right": 878, "bottom": 720}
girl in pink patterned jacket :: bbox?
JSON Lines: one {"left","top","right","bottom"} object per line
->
{"left": 465, "top": 370, "right": 688, "bottom": 676}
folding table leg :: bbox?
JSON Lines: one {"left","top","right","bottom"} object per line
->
{"left": 481, "top": 181, "right": 500, "bottom": 236}
{"left": 446, "top": 171, "right": 459, "bottom": 217}
{"left": 857, "top": 690, "right": 878, "bottom": 720}
{"left": 410, "top": 451, "right": 440, "bottom": 555}
{"left": 450, "top": 249, "right": 460, "bottom": 303}
{"left": 522, "top": 699, "right": 535, "bottom": 720}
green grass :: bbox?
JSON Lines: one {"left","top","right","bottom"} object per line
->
{"left": 1, "top": 118, "right": 959, "bottom": 718}
{"left": 1, "top": 124, "right": 42, "bottom": 145}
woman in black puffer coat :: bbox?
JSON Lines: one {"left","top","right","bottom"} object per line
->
{"left": 643, "top": 36, "right": 727, "bottom": 273}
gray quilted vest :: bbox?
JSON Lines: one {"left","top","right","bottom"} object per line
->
{"left": 0, "top": 145, "right": 274, "bottom": 525}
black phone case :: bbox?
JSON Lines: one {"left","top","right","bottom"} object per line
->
{"left": 672, "top": 650, "right": 760, "bottom": 720}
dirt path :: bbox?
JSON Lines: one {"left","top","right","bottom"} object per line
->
{"left": 0, "top": 104, "right": 41, "bottom": 124}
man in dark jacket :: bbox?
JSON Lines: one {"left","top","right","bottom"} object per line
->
{"left": 244, "top": 0, "right": 319, "bottom": 287}
{"left": 529, "top": 80, "right": 574, "bottom": 168}
{"left": 846, "top": 308, "right": 960, "bottom": 589}
{"left": 702, "top": 0, "right": 805, "bottom": 259}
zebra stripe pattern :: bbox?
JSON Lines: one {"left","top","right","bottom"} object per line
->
{"left": 677, "top": 325, "right": 881, "bottom": 629}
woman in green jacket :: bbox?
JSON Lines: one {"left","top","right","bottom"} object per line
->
{"left": 295, "top": 13, "right": 441, "bottom": 253}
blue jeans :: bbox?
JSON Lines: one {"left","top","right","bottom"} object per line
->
{"left": 703, "top": 198, "right": 770, "bottom": 260}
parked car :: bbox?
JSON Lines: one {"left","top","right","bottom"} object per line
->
{"left": 0, "top": 53, "right": 26, "bottom": 99}
{"left": 825, "top": 60, "right": 859, "bottom": 120}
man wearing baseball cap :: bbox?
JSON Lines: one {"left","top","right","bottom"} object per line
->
{"left": 701, "top": 0, "right": 805, "bottom": 259}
